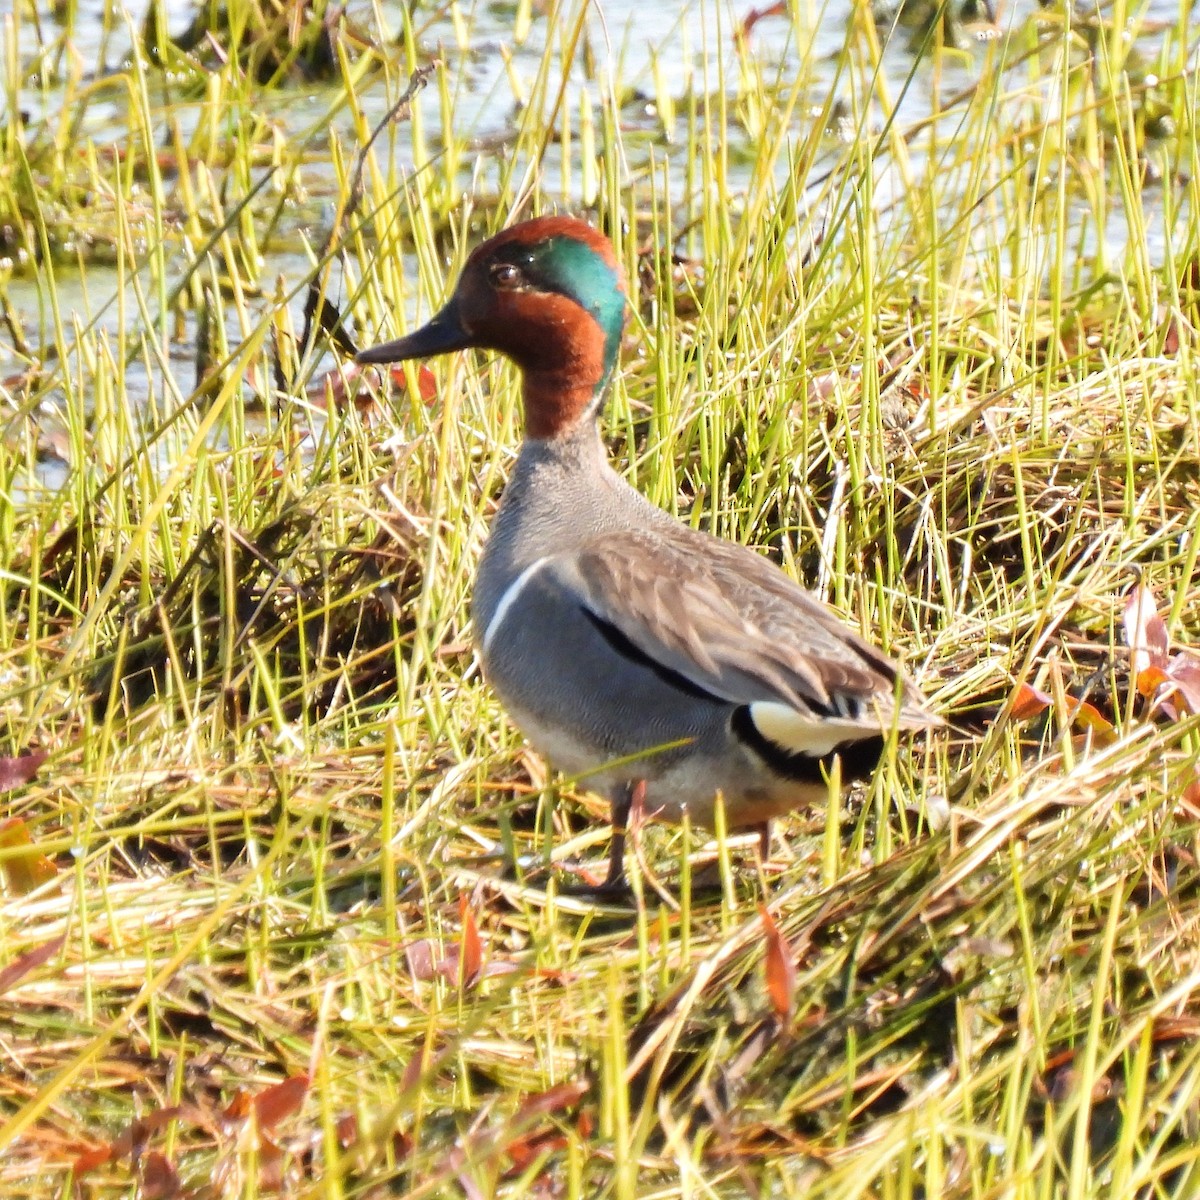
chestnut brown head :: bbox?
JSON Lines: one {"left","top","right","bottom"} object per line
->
{"left": 358, "top": 216, "right": 628, "bottom": 438}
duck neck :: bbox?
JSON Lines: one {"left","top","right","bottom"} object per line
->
{"left": 521, "top": 368, "right": 607, "bottom": 441}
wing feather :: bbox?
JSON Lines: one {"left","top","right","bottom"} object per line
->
{"left": 544, "top": 527, "right": 939, "bottom": 733}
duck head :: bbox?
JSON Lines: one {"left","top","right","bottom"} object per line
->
{"left": 357, "top": 215, "right": 628, "bottom": 440}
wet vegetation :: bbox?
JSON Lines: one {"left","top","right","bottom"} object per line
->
{"left": 1, "top": 0, "right": 1200, "bottom": 1195}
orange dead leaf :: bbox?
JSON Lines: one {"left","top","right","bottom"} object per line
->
{"left": 251, "top": 1074, "right": 310, "bottom": 1131}
{"left": 323, "top": 362, "right": 439, "bottom": 413}
{"left": 1180, "top": 771, "right": 1200, "bottom": 820}
{"left": 759, "top": 904, "right": 796, "bottom": 1023}
{"left": 500, "top": 1084, "right": 587, "bottom": 1171}
{"left": 71, "top": 1107, "right": 189, "bottom": 1179}
{"left": 395, "top": 363, "right": 438, "bottom": 403}
{"left": 458, "top": 893, "right": 482, "bottom": 989}
{"left": 72, "top": 1144, "right": 114, "bottom": 1176}
{"left": 505, "top": 1129, "right": 568, "bottom": 1172}
{"left": 1011, "top": 678, "right": 1114, "bottom": 741}
{"left": 0, "top": 818, "right": 58, "bottom": 895}
{"left": 1070, "top": 700, "right": 1113, "bottom": 735}
{"left": 1135, "top": 664, "right": 1171, "bottom": 698}
{"left": 1010, "top": 682, "right": 1052, "bottom": 721}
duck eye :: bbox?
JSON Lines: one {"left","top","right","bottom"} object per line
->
{"left": 490, "top": 262, "right": 524, "bottom": 290}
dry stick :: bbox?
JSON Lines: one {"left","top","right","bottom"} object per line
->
{"left": 297, "top": 62, "right": 440, "bottom": 361}
{"left": 346, "top": 62, "right": 440, "bottom": 229}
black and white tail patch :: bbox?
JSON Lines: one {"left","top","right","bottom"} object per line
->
{"left": 732, "top": 703, "right": 885, "bottom": 784}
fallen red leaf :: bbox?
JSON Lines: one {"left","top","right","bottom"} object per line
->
{"left": 71, "top": 1107, "right": 189, "bottom": 1179}
{"left": 1010, "top": 679, "right": 1113, "bottom": 740}
{"left": 393, "top": 363, "right": 438, "bottom": 403}
{"left": 0, "top": 751, "right": 48, "bottom": 791}
{"left": 515, "top": 1080, "right": 589, "bottom": 1121}
{"left": 739, "top": 1, "right": 787, "bottom": 41}
{"left": 251, "top": 1074, "right": 310, "bottom": 1130}
{"left": 760, "top": 904, "right": 796, "bottom": 1023}
{"left": 315, "top": 362, "right": 439, "bottom": 415}
{"left": 0, "top": 934, "right": 66, "bottom": 995}
{"left": 505, "top": 1129, "right": 568, "bottom": 1172}
{"left": 139, "top": 1150, "right": 181, "bottom": 1200}
{"left": 1134, "top": 664, "right": 1171, "bottom": 699}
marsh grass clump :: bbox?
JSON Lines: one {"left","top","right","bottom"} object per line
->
{"left": 0, "top": 0, "right": 381, "bottom": 271}
{"left": 141, "top": 0, "right": 350, "bottom": 84}
{"left": 86, "top": 477, "right": 422, "bottom": 725}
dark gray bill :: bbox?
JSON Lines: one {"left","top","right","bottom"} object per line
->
{"left": 355, "top": 299, "right": 470, "bottom": 365}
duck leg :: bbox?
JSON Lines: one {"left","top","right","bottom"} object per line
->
{"left": 601, "top": 780, "right": 645, "bottom": 891}
{"left": 757, "top": 820, "right": 772, "bottom": 861}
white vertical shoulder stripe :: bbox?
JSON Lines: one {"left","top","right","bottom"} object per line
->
{"left": 482, "top": 557, "right": 552, "bottom": 655}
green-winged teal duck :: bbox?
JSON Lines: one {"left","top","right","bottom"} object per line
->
{"left": 358, "top": 215, "right": 942, "bottom": 887}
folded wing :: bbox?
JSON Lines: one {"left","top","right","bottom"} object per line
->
{"left": 546, "top": 528, "right": 938, "bottom": 752}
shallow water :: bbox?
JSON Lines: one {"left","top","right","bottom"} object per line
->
{"left": 0, "top": 0, "right": 1192, "bottom": 484}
